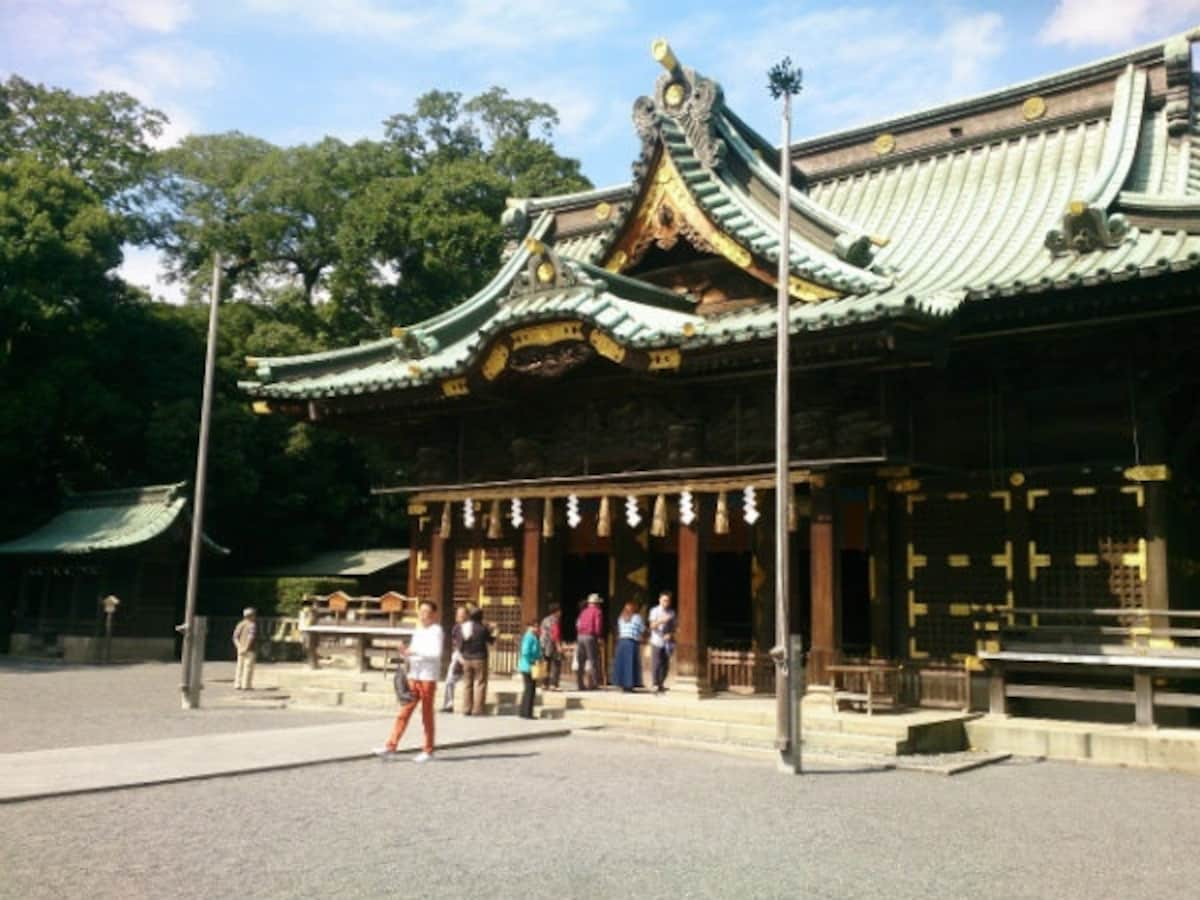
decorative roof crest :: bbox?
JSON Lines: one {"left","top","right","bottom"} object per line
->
{"left": 633, "top": 40, "right": 727, "bottom": 175}
{"left": 508, "top": 238, "right": 591, "bottom": 299}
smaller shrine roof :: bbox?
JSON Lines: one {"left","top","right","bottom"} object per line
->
{"left": 0, "top": 483, "right": 228, "bottom": 556}
{"left": 256, "top": 548, "right": 409, "bottom": 577}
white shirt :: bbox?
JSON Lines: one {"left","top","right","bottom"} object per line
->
{"left": 649, "top": 604, "right": 676, "bottom": 648}
{"left": 407, "top": 623, "right": 444, "bottom": 682}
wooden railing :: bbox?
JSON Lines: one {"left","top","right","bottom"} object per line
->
{"left": 706, "top": 647, "right": 775, "bottom": 694}
{"left": 977, "top": 607, "right": 1200, "bottom": 727}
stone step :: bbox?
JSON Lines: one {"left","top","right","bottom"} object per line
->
{"left": 561, "top": 709, "right": 778, "bottom": 748}
{"left": 561, "top": 695, "right": 776, "bottom": 726}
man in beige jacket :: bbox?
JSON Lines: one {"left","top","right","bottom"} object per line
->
{"left": 232, "top": 608, "right": 257, "bottom": 690}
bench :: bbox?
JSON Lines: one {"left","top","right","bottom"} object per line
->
{"left": 828, "top": 661, "right": 902, "bottom": 714}
{"left": 978, "top": 607, "right": 1200, "bottom": 727}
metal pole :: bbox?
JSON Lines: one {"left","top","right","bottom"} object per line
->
{"left": 774, "top": 90, "right": 794, "bottom": 772}
{"left": 180, "top": 253, "right": 221, "bottom": 710}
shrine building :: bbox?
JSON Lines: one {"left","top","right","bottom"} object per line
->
{"left": 241, "top": 33, "right": 1200, "bottom": 708}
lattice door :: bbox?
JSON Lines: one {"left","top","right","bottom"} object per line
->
{"left": 905, "top": 489, "right": 1012, "bottom": 661}
{"left": 1027, "top": 485, "right": 1146, "bottom": 610}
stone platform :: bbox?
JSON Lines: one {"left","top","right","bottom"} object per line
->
{"left": 966, "top": 715, "right": 1200, "bottom": 774}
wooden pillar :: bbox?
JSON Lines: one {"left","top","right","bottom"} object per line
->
{"left": 675, "top": 495, "right": 709, "bottom": 694}
{"left": 868, "top": 485, "right": 892, "bottom": 659}
{"left": 429, "top": 502, "right": 456, "bottom": 661}
{"left": 808, "top": 474, "right": 840, "bottom": 686}
{"left": 521, "top": 499, "right": 542, "bottom": 628}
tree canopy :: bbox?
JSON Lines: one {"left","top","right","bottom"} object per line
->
{"left": 0, "top": 79, "right": 589, "bottom": 571}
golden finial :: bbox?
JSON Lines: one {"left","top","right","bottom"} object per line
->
{"left": 651, "top": 39, "right": 681, "bottom": 76}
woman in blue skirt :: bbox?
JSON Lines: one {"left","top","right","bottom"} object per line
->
{"left": 612, "top": 602, "right": 645, "bottom": 691}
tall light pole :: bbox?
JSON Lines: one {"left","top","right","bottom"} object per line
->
{"left": 768, "top": 57, "right": 803, "bottom": 774}
{"left": 180, "top": 253, "right": 222, "bottom": 709}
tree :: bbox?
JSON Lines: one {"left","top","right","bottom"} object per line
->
{"left": 0, "top": 76, "right": 165, "bottom": 215}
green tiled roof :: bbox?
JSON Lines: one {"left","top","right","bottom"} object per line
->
{"left": 241, "top": 30, "right": 1200, "bottom": 405}
{"left": 257, "top": 548, "right": 409, "bottom": 577}
{"left": 0, "top": 483, "right": 227, "bottom": 556}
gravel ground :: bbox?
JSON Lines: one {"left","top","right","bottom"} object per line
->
{"left": 2, "top": 735, "right": 1199, "bottom": 900}
{"left": 0, "top": 659, "right": 375, "bottom": 751}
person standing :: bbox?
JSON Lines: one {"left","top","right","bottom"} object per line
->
{"left": 539, "top": 604, "right": 562, "bottom": 690}
{"left": 441, "top": 605, "right": 468, "bottom": 712}
{"left": 297, "top": 601, "right": 318, "bottom": 669}
{"left": 232, "top": 607, "right": 257, "bottom": 690}
{"left": 575, "top": 594, "right": 603, "bottom": 691}
{"left": 612, "top": 602, "right": 645, "bottom": 692}
{"left": 459, "top": 606, "right": 494, "bottom": 716}
{"left": 518, "top": 619, "right": 541, "bottom": 719}
{"left": 648, "top": 591, "right": 677, "bottom": 693}
{"left": 375, "top": 599, "right": 444, "bottom": 762}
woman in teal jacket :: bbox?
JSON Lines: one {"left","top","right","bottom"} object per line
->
{"left": 518, "top": 620, "right": 541, "bottom": 719}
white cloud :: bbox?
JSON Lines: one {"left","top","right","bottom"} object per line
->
{"left": 1039, "top": 0, "right": 1200, "bottom": 48}
{"left": 709, "top": 5, "right": 1011, "bottom": 141}
{"left": 111, "top": 0, "right": 193, "bottom": 33}
{"left": 243, "top": 0, "right": 629, "bottom": 51}
{"left": 119, "top": 244, "right": 185, "bottom": 304}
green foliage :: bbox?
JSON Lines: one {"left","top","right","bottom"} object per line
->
{"left": 198, "top": 576, "right": 359, "bottom": 617}
{"left": 0, "top": 76, "right": 586, "bottom": 570}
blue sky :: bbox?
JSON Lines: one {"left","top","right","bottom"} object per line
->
{"left": 5, "top": 0, "right": 1200, "bottom": 298}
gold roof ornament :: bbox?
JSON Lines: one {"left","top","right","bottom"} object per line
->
{"left": 594, "top": 201, "right": 612, "bottom": 221}
{"left": 1022, "top": 96, "right": 1047, "bottom": 121}
{"left": 536, "top": 260, "right": 556, "bottom": 284}
{"left": 651, "top": 38, "right": 681, "bottom": 77}
{"left": 873, "top": 133, "right": 896, "bottom": 156}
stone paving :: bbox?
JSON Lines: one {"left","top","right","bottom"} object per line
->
{"left": 2, "top": 660, "right": 1199, "bottom": 899}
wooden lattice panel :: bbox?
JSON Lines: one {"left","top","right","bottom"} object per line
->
{"left": 479, "top": 544, "right": 521, "bottom": 640}
{"left": 1028, "top": 486, "right": 1146, "bottom": 609}
{"left": 907, "top": 490, "right": 1010, "bottom": 661}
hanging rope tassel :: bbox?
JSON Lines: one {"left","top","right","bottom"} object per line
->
{"left": 596, "top": 495, "right": 611, "bottom": 537}
{"left": 715, "top": 491, "right": 730, "bottom": 535}
{"left": 650, "top": 494, "right": 668, "bottom": 537}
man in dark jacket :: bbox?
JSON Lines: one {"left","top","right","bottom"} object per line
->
{"left": 459, "top": 606, "right": 494, "bottom": 715}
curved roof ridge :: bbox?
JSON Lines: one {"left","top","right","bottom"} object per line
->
{"left": 792, "top": 28, "right": 1189, "bottom": 156}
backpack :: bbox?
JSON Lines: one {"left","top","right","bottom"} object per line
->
{"left": 392, "top": 658, "right": 412, "bottom": 703}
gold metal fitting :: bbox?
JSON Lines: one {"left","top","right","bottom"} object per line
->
{"left": 651, "top": 39, "right": 680, "bottom": 75}
{"left": 524, "top": 237, "right": 545, "bottom": 256}
{"left": 664, "top": 83, "right": 686, "bottom": 107}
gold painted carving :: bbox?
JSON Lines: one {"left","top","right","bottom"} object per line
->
{"left": 664, "top": 82, "right": 685, "bottom": 107}
{"left": 251, "top": 400, "right": 272, "bottom": 415}
{"left": 989, "top": 490, "right": 1012, "bottom": 512}
{"left": 906, "top": 544, "right": 927, "bottom": 581}
{"left": 601, "top": 153, "right": 838, "bottom": 301}
{"left": 1074, "top": 553, "right": 1099, "bottom": 567}
{"left": 647, "top": 348, "right": 682, "bottom": 370}
{"left": 588, "top": 329, "right": 627, "bottom": 364}
{"left": 536, "top": 260, "right": 556, "bottom": 283}
{"left": 441, "top": 377, "right": 469, "bottom": 398}
{"left": 992, "top": 542, "right": 1013, "bottom": 581}
{"left": 509, "top": 320, "right": 584, "bottom": 350}
{"left": 482, "top": 343, "right": 510, "bottom": 381}
{"left": 594, "top": 201, "right": 612, "bottom": 221}
{"left": 1026, "top": 488, "right": 1049, "bottom": 511}
{"left": 1028, "top": 542, "right": 1051, "bottom": 581}
{"left": 948, "top": 554, "right": 970, "bottom": 568}
{"left": 1121, "top": 538, "right": 1148, "bottom": 581}
{"left": 873, "top": 133, "right": 896, "bottom": 156}
{"left": 1124, "top": 464, "right": 1170, "bottom": 482}
{"left": 1071, "top": 486, "right": 1096, "bottom": 496}
{"left": 1022, "top": 96, "right": 1047, "bottom": 121}
{"left": 1120, "top": 485, "right": 1146, "bottom": 508}
{"left": 1009, "top": 471, "right": 1025, "bottom": 487}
